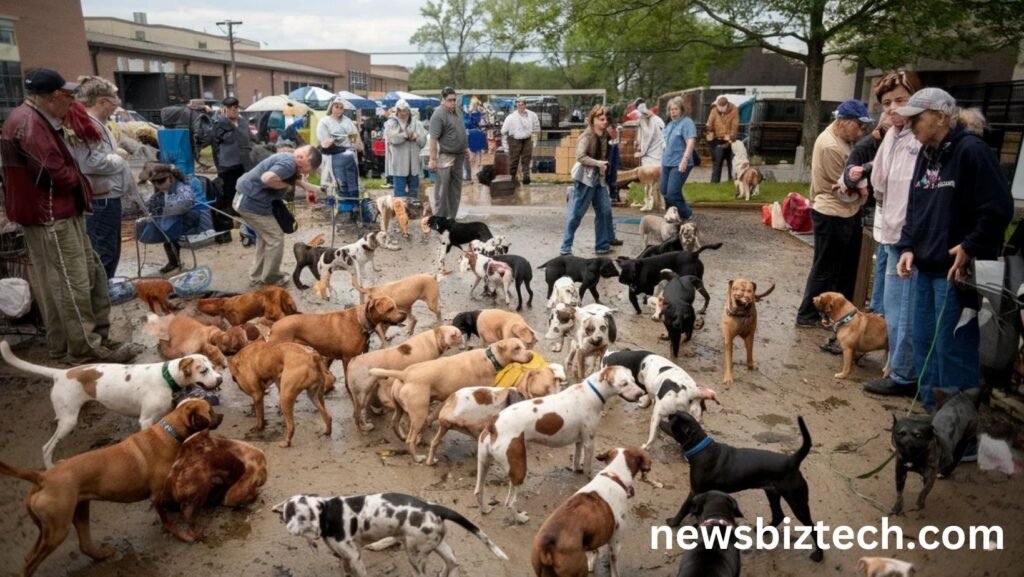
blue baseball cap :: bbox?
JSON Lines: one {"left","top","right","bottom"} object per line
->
{"left": 835, "top": 99, "right": 873, "bottom": 124}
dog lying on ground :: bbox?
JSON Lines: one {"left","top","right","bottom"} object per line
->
{"left": 547, "top": 276, "right": 580, "bottom": 309}
{"left": 426, "top": 368, "right": 563, "bottom": 466}
{"left": 161, "top": 431, "right": 267, "bottom": 542}
{"left": 617, "top": 246, "right": 719, "bottom": 314}
{"left": 274, "top": 492, "right": 508, "bottom": 576}
{"left": 351, "top": 272, "right": 444, "bottom": 340}
{"left": 146, "top": 313, "right": 249, "bottom": 367}
{"left": 475, "top": 365, "right": 645, "bottom": 523}
{"left": 323, "top": 231, "right": 389, "bottom": 285}
{"left": 532, "top": 448, "right": 652, "bottom": 577}
{"left": 812, "top": 291, "right": 888, "bottom": 379}
{"left": 890, "top": 388, "right": 980, "bottom": 515}
{"left": 539, "top": 255, "right": 619, "bottom": 304}
{"left": 662, "top": 411, "right": 823, "bottom": 562}
{"left": 602, "top": 350, "right": 719, "bottom": 449}
{"left": 348, "top": 325, "right": 464, "bottom": 432}
{"left": 0, "top": 341, "right": 222, "bottom": 469}
{"left": 460, "top": 251, "right": 515, "bottom": 307}
{"left": 857, "top": 557, "right": 916, "bottom": 577}
{"left": 376, "top": 194, "right": 411, "bottom": 238}
{"left": 373, "top": 337, "right": 533, "bottom": 462}
{"left": 453, "top": 308, "right": 538, "bottom": 349}
{"left": 133, "top": 278, "right": 178, "bottom": 313}
{"left": 640, "top": 207, "right": 682, "bottom": 247}
{"left": 617, "top": 164, "right": 663, "bottom": 212}
{"left": 544, "top": 303, "right": 614, "bottom": 355}
{"left": 722, "top": 279, "right": 775, "bottom": 385}
{"left": 197, "top": 286, "right": 298, "bottom": 326}
{"left": 679, "top": 221, "right": 701, "bottom": 252}
{"left": 674, "top": 491, "right": 743, "bottom": 577}
{"left": 0, "top": 399, "right": 221, "bottom": 576}
{"left": 228, "top": 341, "right": 334, "bottom": 448}
{"left": 647, "top": 271, "right": 703, "bottom": 357}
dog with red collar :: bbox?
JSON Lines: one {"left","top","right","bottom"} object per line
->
{"left": 532, "top": 447, "right": 652, "bottom": 577}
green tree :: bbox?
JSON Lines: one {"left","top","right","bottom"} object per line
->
{"left": 410, "top": 0, "right": 486, "bottom": 87}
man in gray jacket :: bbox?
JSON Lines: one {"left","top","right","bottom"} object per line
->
{"left": 209, "top": 96, "right": 253, "bottom": 243}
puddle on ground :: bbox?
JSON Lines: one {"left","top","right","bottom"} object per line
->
{"left": 809, "top": 396, "right": 850, "bottom": 413}
{"left": 757, "top": 414, "right": 792, "bottom": 427}
{"left": 632, "top": 502, "right": 659, "bottom": 520}
{"left": 203, "top": 511, "right": 252, "bottom": 548}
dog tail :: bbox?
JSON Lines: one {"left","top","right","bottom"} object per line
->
{"left": 789, "top": 416, "right": 812, "bottom": 467}
{"left": 755, "top": 282, "right": 776, "bottom": 301}
{"left": 616, "top": 168, "right": 639, "bottom": 186}
{"left": 368, "top": 368, "right": 406, "bottom": 380}
{"left": 0, "top": 460, "right": 43, "bottom": 485}
{"left": 144, "top": 313, "right": 173, "bottom": 340}
{"left": 537, "top": 257, "right": 554, "bottom": 270}
{"left": 658, "top": 268, "right": 680, "bottom": 282}
{"left": 429, "top": 503, "right": 509, "bottom": 560}
{"left": 694, "top": 242, "right": 724, "bottom": 254}
{"left": 0, "top": 341, "right": 64, "bottom": 380}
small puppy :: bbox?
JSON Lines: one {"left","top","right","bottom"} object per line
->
{"left": 890, "top": 388, "right": 979, "bottom": 515}
{"left": 639, "top": 206, "right": 682, "bottom": 246}
{"left": 648, "top": 271, "right": 705, "bottom": 357}
{"left": 812, "top": 291, "right": 888, "bottom": 379}
{"left": 679, "top": 221, "right": 701, "bottom": 252}
{"left": 161, "top": 432, "right": 267, "bottom": 542}
{"left": 274, "top": 493, "right": 508, "bottom": 575}
{"left": 460, "top": 251, "right": 515, "bottom": 307}
{"left": 147, "top": 313, "right": 249, "bottom": 368}
{"left": 721, "top": 279, "right": 775, "bottom": 385}
{"left": 539, "top": 255, "right": 619, "bottom": 304}
{"left": 547, "top": 276, "right": 580, "bottom": 309}
{"left": 133, "top": 278, "right": 177, "bottom": 313}
{"left": 674, "top": 491, "right": 743, "bottom": 577}
{"left": 857, "top": 557, "right": 916, "bottom": 577}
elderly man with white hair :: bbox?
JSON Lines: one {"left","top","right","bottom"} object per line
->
{"left": 632, "top": 98, "right": 665, "bottom": 211}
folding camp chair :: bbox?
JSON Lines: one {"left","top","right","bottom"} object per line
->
{"left": 132, "top": 177, "right": 207, "bottom": 277}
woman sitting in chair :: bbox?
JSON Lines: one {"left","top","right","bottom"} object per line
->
{"left": 138, "top": 163, "right": 193, "bottom": 274}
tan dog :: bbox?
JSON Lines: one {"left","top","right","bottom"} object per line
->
{"left": 267, "top": 296, "right": 407, "bottom": 375}
{"left": 347, "top": 325, "right": 464, "bottom": 432}
{"left": 426, "top": 367, "right": 563, "bottom": 466}
{"left": 197, "top": 286, "right": 298, "bottom": 326}
{"left": 813, "top": 291, "right": 889, "bottom": 379}
{"left": 351, "top": 272, "right": 444, "bottom": 340}
{"left": 0, "top": 399, "right": 221, "bottom": 577}
{"left": 477, "top": 308, "right": 538, "bottom": 348}
{"left": 146, "top": 313, "right": 249, "bottom": 367}
{"left": 313, "top": 267, "right": 332, "bottom": 301}
{"left": 133, "top": 278, "right": 177, "bottom": 314}
{"left": 370, "top": 337, "right": 533, "bottom": 462}
{"left": 161, "top": 432, "right": 267, "bottom": 542}
{"left": 857, "top": 557, "right": 916, "bottom": 577}
{"left": 228, "top": 341, "right": 334, "bottom": 447}
{"left": 639, "top": 207, "right": 681, "bottom": 246}
{"left": 618, "top": 165, "right": 663, "bottom": 212}
{"left": 722, "top": 279, "right": 775, "bottom": 385}
{"left": 377, "top": 194, "right": 410, "bottom": 238}
{"left": 734, "top": 161, "right": 763, "bottom": 201}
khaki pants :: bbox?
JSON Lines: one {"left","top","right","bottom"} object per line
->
{"left": 239, "top": 209, "right": 284, "bottom": 283}
{"left": 22, "top": 216, "right": 111, "bottom": 359}
{"left": 508, "top": 137, "right": 533, "bottom": 181}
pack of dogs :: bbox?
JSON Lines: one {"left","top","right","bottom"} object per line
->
{"left": 0, "top": 196, "right": 955, "bottom": 577}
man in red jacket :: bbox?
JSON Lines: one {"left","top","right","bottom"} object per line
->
{"left": 1, "top": 68, "right": 139, "bottom": 363}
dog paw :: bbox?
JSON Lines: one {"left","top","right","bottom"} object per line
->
{"left": 359, "top": 423, "right": 376, "bottom": 432}
{"left": 278, "top": 440, "right": 292, "bottom": 449}
{"left": 665, "top": 517, "right": 681, "bottom": 528}
{"left": 513, "top": 511, "right": 530, "bottom": 524}
{"left": 747, "top": 363, "right": 757, "bottom": 371}
{"left": 723, "top": 375, "right": 734, "bottom": 385}
{"left": 834, "top": 372, "right": 849, "bottom": 379}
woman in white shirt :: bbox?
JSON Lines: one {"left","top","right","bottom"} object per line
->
{"left": 316, "top": 97, "right": 363, "bottom": 196}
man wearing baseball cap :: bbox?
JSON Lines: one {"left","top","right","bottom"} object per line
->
{"left": 893, "top": 87, "right": 1012, "bottom": 412}
{"left": 1, "top": 68, "right": 140, "bottom": 363}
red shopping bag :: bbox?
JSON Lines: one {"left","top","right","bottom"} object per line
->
{"left": 762, "top": 204, "right": 772, "bottom": 226}
{"left": 782, "top": 192, "right": 812, "bottom": 233}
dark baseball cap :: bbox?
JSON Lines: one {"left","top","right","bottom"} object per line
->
{"left": 24, "top": 68, "right": 80, "bottom": 95}
{"left": 835, "top": 99, "right": 874, "bottom": 124}
{"left": 222, "top": 96, "right": 240, "bottom": 107}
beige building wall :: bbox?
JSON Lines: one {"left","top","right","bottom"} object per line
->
{"left": 818, "top": 56, "right": 858, "bottom": 103}
{"left": 84, "top": 17, "right": 259, "bottom": 51}
{"left": 1, "top": 1, "right": 91, "bottom": 78}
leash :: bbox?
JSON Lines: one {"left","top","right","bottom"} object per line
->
{"left": 162, "top": 362, "right": 182, "bottom": 394}
{"left": 585, "top": 378, "right": 606, "bottom": 404}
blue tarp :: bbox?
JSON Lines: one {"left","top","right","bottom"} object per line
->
{"left": 157, "top": 128, "right": 194, "bottom": 176}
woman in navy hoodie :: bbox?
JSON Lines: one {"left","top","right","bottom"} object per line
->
{"left": 894, "top": 88, "right": 1012, "bottom": 412}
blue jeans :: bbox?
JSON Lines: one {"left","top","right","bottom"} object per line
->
{"left": 871, "top": 243, "right": 887, "bottom": 314}
{"left": 86, "top": 197, "right": 122, "bottom": 279}
{"left": 660, "top": 165, "right": 693, "bottom": 219}
{"left": 913, "top": 272, "right": 980, "bottom": 411}
{"left": 331, "top": 151, "right": 360, "bottom": 196}
{"left": 561, "top": 180, "right": 613, "bottom": 254}
{"left": 393, "top": 174, "right": 419, "bottom": 199}
{"left": 882, "top": 245, "right": 916, "bottom": 385}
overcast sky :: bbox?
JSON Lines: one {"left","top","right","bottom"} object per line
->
{"left": 81, "top": 0, "right": 428, "bottom": 68}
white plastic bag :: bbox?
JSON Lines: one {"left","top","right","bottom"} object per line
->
{"left": 0, "top": 278, "right": 32, "bottom": 318}
{"left": 977, "top": 433, "right": 1020, "bottom": 475}
{"left": 770, "top": 201, "right": 788, "bottom": 230}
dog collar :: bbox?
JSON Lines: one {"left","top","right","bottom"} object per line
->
{"left": 586, "top": 379, "right": 606, "bottom": 404}
{"left": 484, "top": 347, "right": 503, "bottom": 371}
{"left": 159, "top": 418, "right": 184, "bottom": 443}
{"left": 684, "top": 436, "right": 714, "bottom": 461}
{"left": 600, "top": 472, "right": 634, "bottom": 498}
{"left": 825, "top": 309, "right": 857, "bottom": 331}
{"left": 162, "top": 362, "right": 182, "bottom": 394}
{"left": 726, "top": 304, "right": 752, "bottom": 318}
{"left": 359, "top": 307, "right": 375, "bottom": 333}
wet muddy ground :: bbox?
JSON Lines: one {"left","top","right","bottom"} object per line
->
{"left": 1, "top": 199, "right": 1022, "bottom": 576}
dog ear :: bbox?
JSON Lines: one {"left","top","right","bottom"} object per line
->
{"left": 599, "top": 365, "right": 617, "bottom": 384}
{"left": 730, "top": 495, "right": 745, "bottom": 518}
{"left": 188, "top": 406, "right": 211, "bottom": 431}
{"left": 271, "top": 499, "right": 289, "bottom": 515}
{"left": 698, "top": 387, "right": 720, "bottom": 405}
{"left": 596, "top": 448, "right": 616, "bottom": 463}
{"left": 179, "top": 357, "right": 196, "bottom": 379}
{"left": 690, "top": 493, "right": 707, "bottom": 517}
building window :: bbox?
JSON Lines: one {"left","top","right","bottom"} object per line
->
{"left": 0, "top": 19, "right": 15, "bottom": 46}
{"left": 348, "top": 70, "right": 368, "bottom": 93}
{"left": 0, "top": 60, "right": 23, "bottom": 123}
{"left": 198, "top": 41, "right": 207, "bottom": 50}
{"left": 135, "top": 30, "right": 146, "bottom": 41}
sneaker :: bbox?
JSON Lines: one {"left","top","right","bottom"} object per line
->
{"left": 560, "top": 250, "right": 573, "bottom": 256}
{"left": 65, "top": 343, "right": 143, "bottom": 365}
{"left": 863, "top": 377, "right": 917, "bottom": 397}
{"left": 795, "top": 317, "right": 820, "bottom": 329}
{"left": 522, "top": 176, "right": 531, "bottom": 185}
{"left": 160, "top": 261, "right": 180, "bottom": 274}
{"left": 595, "top": 249, "right": 612, "bottom": 255}
{"left": 382, "top": 183, "right": 393, "bottom": 189}
{"left": 610, "top": 238, "right": 624, "bottom": 246}
{"left": 263, "top": 275, "right": 289, "bottom": 287}
{"left": 819, "top": 338, "right": 843, "bottom": 355}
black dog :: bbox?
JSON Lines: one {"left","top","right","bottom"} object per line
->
{"left": 655, "top": 271, "right": 705, "bottom": 357}
{"left": 426, "top": 216, "right": 493, "bottom": 254}
{"left": 492, "top": 254, "right": 534, "bottom": 310}
{"left": 601, "top": 349, "right": 654, "bottom": 382}
{"left": 538, "top": 255, "right": 619, "bottom": 304}
{"left": 451, "top": 310, "right": 482, "bottom": 345}
{"left": 675, "top": 491, "right": 743, "bottom": 577}
{"left": 291, "top": 242, "right": 330, "bottom": 289}
{"left": 891, "top": 387, "right": 979, "bottom": 515}
{"left": 662, "top": 411, "right": 823, "bottom": 562}
{"left": 639, "top": 239, "right": 722, "bottom": 260}
{"left": 617, "top": 245, "right": 719, "bottom": 314}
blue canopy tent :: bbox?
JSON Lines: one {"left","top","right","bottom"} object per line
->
{"left": 335, "top": 90, "right": 378, "bottom": 110}
{"left": 380, "top": 91, "right": 440, "bottom": 109}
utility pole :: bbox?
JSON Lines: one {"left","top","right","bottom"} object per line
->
{"left": 216, "top": 20, "right": 243, "bottom": 98}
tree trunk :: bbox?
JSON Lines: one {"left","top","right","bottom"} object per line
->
{"left": 802, "top": 46, "right": 824, "bottom": 168}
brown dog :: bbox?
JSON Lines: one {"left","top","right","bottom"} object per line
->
{"left": 161, "top": 431, "right": 267, "bottom": 542}
{"left": 133, "top": 278, "right": 177, "bottom": 314}
{"left": 722, "top": 279, "right": 775, "bottom": 385}
{"left": 228, "top": 341, "right": 335, "bottom": 447}
{"left": 267, "top": 296, "right": 407, "bottom": 375}
{"left": 351, "top": 272, "right": 444, "bottom": 340}
{"left": 477, "top": 309, "right": 538, "bottom": 348}
{"left": 813, "top": 291, "right": 889, "bottom": 379}
{"left": 346, "top": 325, "right": 464, "bottom": 432}
{"left": 370, "top": 337, "right": 533, "bottom": 462}
{"left": 197, "top": 286, "right": 298, "bottom": 326}
{"left": 146, "top": 313, "right": 249, "bottom": 367}
{"left": 0, "top": 399, "right": 221, "bottom": 577}
{"left": 617, "top": 165, "right": 663, "bottom": 212}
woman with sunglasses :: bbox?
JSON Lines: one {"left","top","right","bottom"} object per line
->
{"left": 561, "top": 105, "right": 616, "bottom": 255}
{"left": 139, "top": 164, "right": 193, "bottom": 274}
